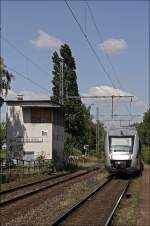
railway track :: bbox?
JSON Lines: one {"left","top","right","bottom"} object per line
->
{"left": 0, "top": 167, "right": 100, "bottom": 207}
{"left": 51, "top": 177, "right": 130, "bottom": 226}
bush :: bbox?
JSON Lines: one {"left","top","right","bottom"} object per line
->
{"left": 89, "top": 149, "right": 103, "bottom": 159}
{"left": 0, "top": 149, "right": 6, "bottom": 160}
{"left": 142, "top": 146, "right": 150, "bottom": 164}
{"left": 72, "top": 148, "right": 82, "bottom": 156}
{"left": 46, "top": 160, "right": 56, "bottom": 174}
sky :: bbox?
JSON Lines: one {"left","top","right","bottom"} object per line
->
{"left": 1, "top": 0, "right": 149, "bottom": 124}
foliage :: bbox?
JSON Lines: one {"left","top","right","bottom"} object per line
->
{"left": 64, "top": 132, "right": 76, "bottom": 156}
{"left": 72, "top": 147, "right": 82, "bottom": 156}
{"left": 89, "top": 149, "right": 100, "bottom": 158}
{"left": 133, "top": 109, "right": 150, "bottom": 164}
{"left": 0, "top": 57, "right": 14, "bottom": 97}
{"left": 0, "top": 57, "right": 14, "bottom": 151}
{"left": 45, "top": 160, "right": 56, "bottom": 174}
{"left": 141, "top": 146, "right": 150, "bottom": 164}
{"left": 135, "top": 109, "right": 150, "bottom": 146}
{"left": 51, "top": 44, "right": 105, "bottom": 157}
{"left": 0, "top": 149, "right": 6, "bottom": 160}
{"left": 0, "top": 122, "right": 6, "bottom": 151}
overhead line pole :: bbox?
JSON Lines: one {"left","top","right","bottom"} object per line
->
{"left": 67, "top": 95, "right": 134, "bottom": 120}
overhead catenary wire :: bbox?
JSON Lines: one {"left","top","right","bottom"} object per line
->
{"left": 65, "top": 0, "right": 133, "bottom": 119}
{"left": 64, "top": 0, "right": 116, "bottom": 89}
{"left": 2, "top": 35, "right": 50, "bottom": 78}
{"left": 86, "top": 2, "right": 124, "bottom": 90}
{"left": 86, "top": 2, "right": 131, "bottom": 114}
{"left": 6, "top": 65, "right": 50, "bottom": 94}
{"left": 86, "top": 1, "right": 130, "bottom": 113}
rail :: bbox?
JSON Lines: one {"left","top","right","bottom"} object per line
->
{"left": 50, "top": 178, "right": 130, "bottom": 226}
{"left": 51, "top": 176, "right": 113, "bottom": 226}
{"left": 0, "top": 168, "right": 100, "bottom": 208}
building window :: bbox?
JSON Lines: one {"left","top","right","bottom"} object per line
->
{"left": 41, "top": 130, "right": 48, "bottom": 136}
{"left": 23, "top": 107, "right": 52, "bottom": 123}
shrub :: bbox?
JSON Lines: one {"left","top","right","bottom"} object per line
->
{"left": 0, "top": 149, "right": 6, "bottom": 160}
{"left": 46, "top": 160, "right": 56, "bottom": 174}
{"left": 72, "top": 148, "right": 82, "bottom": 156}
{"left": 142, "top": 146, "right": 150, "bottom": 164}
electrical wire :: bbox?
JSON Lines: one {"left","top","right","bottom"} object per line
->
{"left": 65, "top": 0, "right": 116, "bottom": 89}
{"left": 86, "top": 2, "right": 131, "bottom": 114}
{"left": 2, "top": 35, "right": 50, "bottom": 78}
{"left": 65, "top": 0, "right": 133, "bottom": 121}
{"left": 6, "top": 65, "right": 49, "bottom": 94}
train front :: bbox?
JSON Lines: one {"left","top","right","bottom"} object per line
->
{"left": 105, "top": 128, "right": 140, "bottom": 174}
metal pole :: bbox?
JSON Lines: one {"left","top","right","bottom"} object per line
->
{"left": 61, "top": 61, "right": 64, "bottom": 105}
{"left": 112, "top": 95, "right": 114, "bottom": 120}
{"left": 96, "top": 107, "right": 99, "bottom": 154}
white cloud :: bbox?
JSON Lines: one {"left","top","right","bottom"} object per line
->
{"left": 84, "top": 86, "right": 131, "bottom": 97}
{"left": 98, "top": 38, "right": 128, "bottom": 55}
{"left": 30, "top": 30, "right": 62, "bottom": 48}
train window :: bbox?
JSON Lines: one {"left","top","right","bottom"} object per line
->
{"left": 109, "top": 136, "right": 134, "bottom": 153}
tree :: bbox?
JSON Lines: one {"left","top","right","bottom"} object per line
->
{"left": 51, "top": 44, "right": 85, "bottom": 148}
{"left": 136, "top": 109, "right": 150, "bottom": 146}
{"left": 133, "top": 109, "right": 150, "bottom": 164}
{"left": 51, "top": 44, "right": 104, "bottom": 155}
{"left": 51, "top": 51, "right": 61, "bottom": 103}
{"left": 0, "top": 57, "right": 14, "bottom": 151}
{"left": 0, "top": 57, "right": 14, "bottom": 97}
{"left": 0, "top": 122, "right": 6, "bottom": 150}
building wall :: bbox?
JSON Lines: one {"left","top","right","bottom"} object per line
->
{"left": 6, "top": 103, "right": 64, "bottom": 164}
{"left": 52, "top": 125, "right": 64, "bottom": 168}
{"left": 23, "top": 123, "right": 53, "bottom": 160}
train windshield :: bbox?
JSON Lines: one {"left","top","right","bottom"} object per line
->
{"left": 109, "top": 137, "right": 134, "bottom": 153}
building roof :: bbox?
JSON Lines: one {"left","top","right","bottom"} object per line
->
{"left": 5, "top": 99, "right": 62, "bottom": 108}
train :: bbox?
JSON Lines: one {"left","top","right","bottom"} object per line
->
{"left": 105, "top": 127, "right": 143, "bottom": 174}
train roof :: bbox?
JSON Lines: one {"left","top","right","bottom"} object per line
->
{"left": 107, "top": 127, "right": 138, "bottom": 136}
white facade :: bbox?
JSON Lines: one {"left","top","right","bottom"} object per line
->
{"left": 6, "top": 100, "right": 64, "bottom": 167}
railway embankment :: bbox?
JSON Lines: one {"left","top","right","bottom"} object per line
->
{"left": 112, "top": 165, "right": 150, "bottom": 226}
{"left": 136, "top": 165, "right": 150, "bottom": 226}
{"left": 1, "top": 168, "right": 107, "bottom": 226}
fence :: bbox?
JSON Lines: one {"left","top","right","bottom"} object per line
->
{"left": 0, "top": 158, "right": 51, "bottom": 183}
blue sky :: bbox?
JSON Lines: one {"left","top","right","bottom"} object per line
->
{"left": 1, "top": 0, "right": 149, "bottom": 122}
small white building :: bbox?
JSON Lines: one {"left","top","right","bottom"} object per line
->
{"left": 6, "top": 98, "right": 64, "bottom": 168}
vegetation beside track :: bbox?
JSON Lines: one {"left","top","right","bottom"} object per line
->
{"left": 134, "top": 109, "right": 150, "bottom": 164}
{"left": 111, "top": 176, "right": 141, "bottom": 226}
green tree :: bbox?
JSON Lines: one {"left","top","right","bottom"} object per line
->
{"left": 51, "top": 44, "right": 85, "bottom": 148}
{"left": 134, "top": 109, "right": 150, "bottom": 164}
{"left": 0, "top": 57, "right": 14, "bottom": 151}
{"left": 51, "top": 51, "right": 61, "bottom": 103}
{"left": 0, "top": 122, "right": 6, "bottom": 150}
{"left": 135, "top": 109, "right": 150, "bottom": 146}
{"left": 0, "top": 57, "right": 14, "bottom": 97}
{"left": 51, "top": 44, "right": 104, "bottom": 156}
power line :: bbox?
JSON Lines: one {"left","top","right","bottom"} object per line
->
{"left": 2, "top": 35, "right": 50, "bottom": 78}
{"left": 86, "top": 2, "right": 131, "bottom": 114}
{"left": 64, "top": 0, "right": 133, "bottom": 118}
{"left": 86, "top": 2, "right": 123, "bottom": 89}
{"left": 64, "top": 0, "right": 116, "bottom": 89}
{"left": 7, "top": 65, "right": 49, "bottom": 94}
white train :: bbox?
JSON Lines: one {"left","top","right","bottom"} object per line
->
{"left": 105, "top": 127, "right": 143, "bottom": 174}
